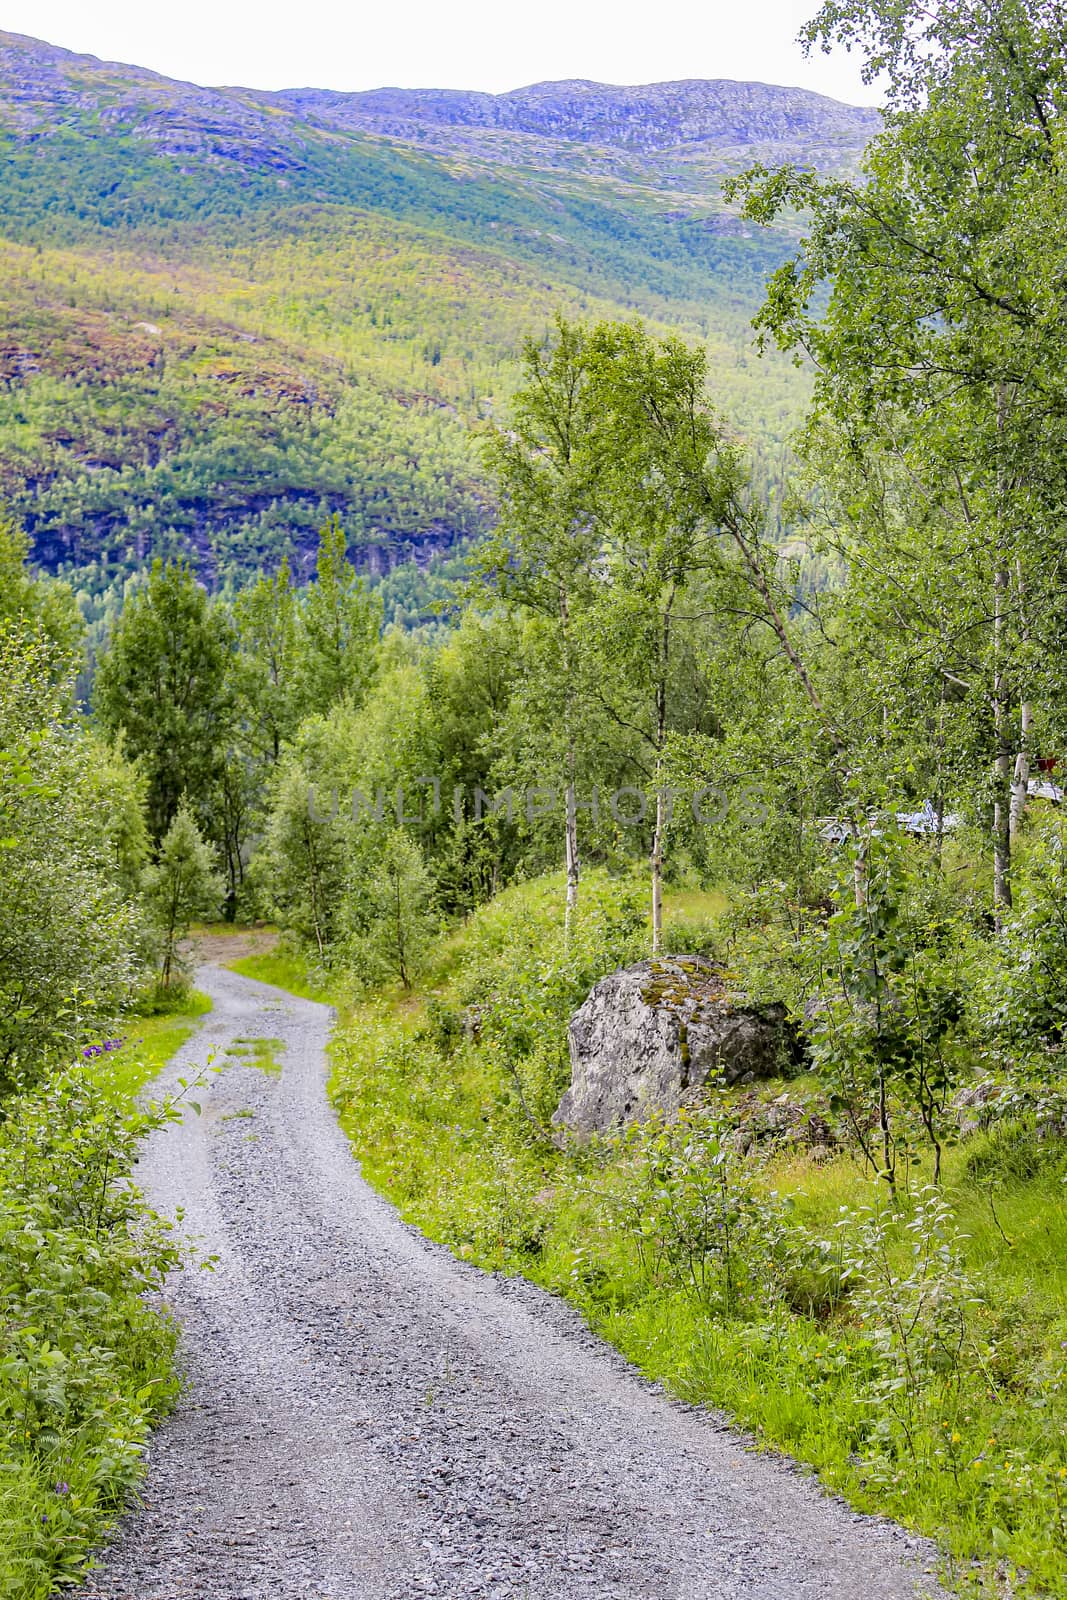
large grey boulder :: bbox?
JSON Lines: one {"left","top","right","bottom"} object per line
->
{"left": 554, "top": 955, "right": 797, "bottom": 1136}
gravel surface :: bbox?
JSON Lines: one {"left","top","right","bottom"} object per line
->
{"left": 81, "top": 965, "right": 944, "bottom": 1600}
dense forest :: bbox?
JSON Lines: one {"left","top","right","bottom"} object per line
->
{"left": 3, "top": 0, "right": 1067, "bottom": 1596}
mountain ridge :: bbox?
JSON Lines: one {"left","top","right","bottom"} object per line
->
{"left": 256, "top": 76, "right": 879, "bottom": 150}
{"left": 0, "top": 30, "right": 878, "bottom": 179}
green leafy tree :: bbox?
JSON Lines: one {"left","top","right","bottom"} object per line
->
{"left": 94, "top": 561, "right": 235, "bottom": 840}
{"left": 81, "top": 728, "right": 153, "bottom": 897}
{"left": 262, "top": 762, "right": 346, "bottom": 960}
{"left": 732, "top": 0, "right": 1067, "bottom": 927}
{"left": 297, "top": 516, "right": 382, "bottom": 717}
{"left": 201, "top": 754, "right": 261, "bottom": 923}
{"left": 225, "top": 557, "right": 306, "bottom": 918}
{"left": 484, "top": 316, "right": 842, "bottom": 946}
{"left": 345, "top": 828, "right": 436, "bottom": 989}
{"left": 233, "top": 556, "right": 302, "bottom": 764}
{"left": 141, "top": 801, "right": 223, "bottom": 991}
{"left": 480, "top": 319, "right": 603, "bottom": 930}
{"left": 0, "top": 625, "right": 142, "bottom": 1089}
{"left": 581, "top": 321, "right": 749, "bottom": 951}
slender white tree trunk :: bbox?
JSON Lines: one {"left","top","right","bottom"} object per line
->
{"left": 565, "top": 757, "right": 580, "bottom": 941}
{"left": 992, "top": 559, "right": 1013, "bottom": 932}
{"left": 1010, "top": 542, "right": 1032, "bottom": 844}
{"left": 651, "top": 780, "right": 665, "bottom": 955}
{"left": 1010, "top": 700, "right": 1032, "bottom": 843}
{"left": 992, "top": 390, "right": 1017, "bottom": 932}
{"left": 650, "top": 593, "right": 675, "bottom": 955}
{"left": 561, "top": 588, "right": 580, "bottom": 941}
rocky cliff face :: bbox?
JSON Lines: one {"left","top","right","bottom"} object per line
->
{"left": 555, "top": 956, "right": 799, "bottom": 1136}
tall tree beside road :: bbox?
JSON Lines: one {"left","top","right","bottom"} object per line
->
{"left": 731, "top": 0, "right": 1067, "bottom": 927}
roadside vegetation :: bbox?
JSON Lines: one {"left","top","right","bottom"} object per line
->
{"left": 0, "top": 980, "right": 212, "bottom": 1596}
{"left": 95, "top": 991, "right": 214, "bottom": 1104}
{"left": 328, "top": 870, "right": 1067, "bottom": 1597}
{"left": 226, "top": 948, "right": 337, "bottom": 1004}
{"left": 0, "top": 529, "right": 214, "bottom": 1594}
{"left": 0, "top": 1059, "right": 187, "bottom": 1598}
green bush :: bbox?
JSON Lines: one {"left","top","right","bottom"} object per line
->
{"left": 0, "top": 626, "right": 146, "bottom": 1092}
{"left": 0, "top": 1063, "right": 181, "bottom": 1596}
{"left": 608, "top": 1110, "right": 794, "bottom": 1316}
{"left": 450, "top": 871, "right": 648, "bottom": 1133}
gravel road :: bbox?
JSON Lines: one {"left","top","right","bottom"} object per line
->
{"left": 82, "top": 965, "right": 944, "bottom": 1600}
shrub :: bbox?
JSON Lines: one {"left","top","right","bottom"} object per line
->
{"left": 0, "top": 1062, "right": 181, "bottom": 1595}
{"left": 0, "top": 627, "right": 145, "bottom": 1091}
{"left": 610, "top": 1109, "right": 793, "bottom": 1316}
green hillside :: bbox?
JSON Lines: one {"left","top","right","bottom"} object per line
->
{"left": 0, "top": 31, "right": 860, "bottom": 594}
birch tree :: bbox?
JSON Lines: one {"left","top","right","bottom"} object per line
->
{"left": 480, "top": 319, "right": 603, "bottom": 934}
{"left": 731, "top": 0, "right": 1067, "bottom": 924}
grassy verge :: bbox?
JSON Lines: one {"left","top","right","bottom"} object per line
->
{"left": 227, "top": 947, "right": 338, "bottom": 1004}
{"left": 319, "top": 871, "right": 1066, "bottom": 1599}
{"left": 0, "top": 990, "right": 210, "bottom": 1597}
{"left": 91, "top": 989, "right": 213, "bottom": 1104}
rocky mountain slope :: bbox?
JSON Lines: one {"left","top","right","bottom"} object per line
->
{"left": 0, "top": 32, "right": 875, "bottom": 180}
{"left": 260, "top": 76, "right": 878, "bottom": 178}
{"left": 0, "top": 31, "right": 875, "bottom": 599}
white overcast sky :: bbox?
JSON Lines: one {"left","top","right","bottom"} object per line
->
{"left": 2, "top": 0, "right": 878, "bottom": 102}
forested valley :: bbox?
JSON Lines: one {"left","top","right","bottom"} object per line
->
{"left": 3, "top": 1, "right": 1067, "bottom": 1596}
